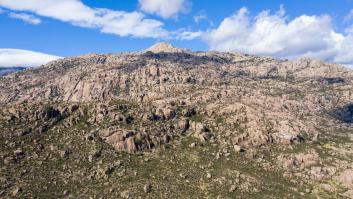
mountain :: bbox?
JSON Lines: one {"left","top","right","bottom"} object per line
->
{"left": 1, "top": 43, "right": 353, "bottom": 198}
{"left": 145, "top": 42, "right": 187, "bottom": 53}
{"left": 0, "top": 66, "right": 25, "bottom": 76}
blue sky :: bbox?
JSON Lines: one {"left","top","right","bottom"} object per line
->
{"left": 1, "top": 0, "right": 353, "bottom": 67}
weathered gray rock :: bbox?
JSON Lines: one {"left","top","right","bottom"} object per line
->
{"left": 88, "top": 150, "right": 101, "bottom": 162}
{"left": 144, "top": 182, "right": 152, "bottom": 193}
{"left": 233, "top": 145, "right": 243, "bottom": 152}
{"left": 59, "top": 149, "right": 71, "bottom": 158}
{"left": 12, "top": 187, "right": 22, "bottom": 196}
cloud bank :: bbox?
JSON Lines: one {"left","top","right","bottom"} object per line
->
{"left": 139, "top": 0, "right": 191, "bottom": 19}
{"left": 0, "top": 0, "right": 168, "bottom": 38}
{"left": 204, "top": 7, "right": 353, "bottom": 65}
{"left": 0, "top": 49, "right": 62, "bottom": 68}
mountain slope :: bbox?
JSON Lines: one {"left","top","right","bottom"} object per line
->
{"left": 0, "top": 43, "right": 353, "bottom": 198}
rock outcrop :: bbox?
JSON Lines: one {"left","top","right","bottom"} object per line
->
{"left": 145, "top": 42, "right": 186, "bottom": 53}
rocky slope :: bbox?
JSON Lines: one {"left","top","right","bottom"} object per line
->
{"left": 0, "top": 42, "right": 353, "bottom": 198}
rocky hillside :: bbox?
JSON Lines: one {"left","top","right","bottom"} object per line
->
{"left": 1, "top": 43, "right": 353, "bottom": 198}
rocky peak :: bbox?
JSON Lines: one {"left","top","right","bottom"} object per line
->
{"left": 145, "top": 42, "right": 186, "bottom": 53}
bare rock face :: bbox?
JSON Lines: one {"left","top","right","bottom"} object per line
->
{"left": 0, "top": 43, "right": 352, "bottom": 153}
{"left": 145, "top": 42, "right": 186, "bottom": 53}
{"left": 100, "top": 129, "right": 152, "bottom": 153}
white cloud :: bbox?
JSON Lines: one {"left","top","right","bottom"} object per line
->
{"left": 0, "top": 0, "right": 168, "bottom": 38}
{"left": 9, "top": 12, "right": 41, "bottom": 25}
{"left": 175, "top": 30, "right": 203, "bottom": 40}
{"left": 203, "top": 7, "right": 353, "bottom": 65}
{"left": 139, "top": 0, "right": 191, "bottom": 19}
{"left": 194, "top": 11, "right": 207, "bottom": 23}
{"left": 0, "top": 49, "right": 62, "bottom": 68}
